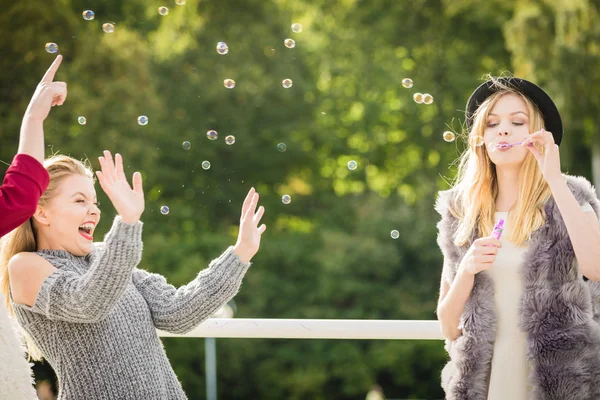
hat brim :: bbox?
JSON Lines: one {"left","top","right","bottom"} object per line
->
{"left": 466, "top": 77, "right": 563, "bottom": 146}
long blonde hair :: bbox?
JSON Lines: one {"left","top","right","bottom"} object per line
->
{"left": 450, "top": 79, "right": 552, "bottom": 246}
{"left": 0, "top": 155, "right": 93, "bottom": 360}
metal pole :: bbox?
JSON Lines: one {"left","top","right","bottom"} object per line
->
{"left": 205, "top": 337, "right": 217, "bottom": 400}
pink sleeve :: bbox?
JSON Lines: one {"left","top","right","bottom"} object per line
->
{"left": 0, "top": 154, "right": 49, "bottom": 237}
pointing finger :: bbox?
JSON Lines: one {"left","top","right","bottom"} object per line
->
{"left": 41, "top": 55, "right": 63, "bottom": 83}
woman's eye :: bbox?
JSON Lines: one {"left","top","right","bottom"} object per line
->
{"left": 94, "top": 202, "right": 100, "bottom": 207}
{"left": 487, "top": 123, "right": 498, "bottom": 128}
{"left": 76, "top": 199, "right": 85, "bottom": 203}
{"left": 513, "top": 122, "right": 525, "bottom": 126}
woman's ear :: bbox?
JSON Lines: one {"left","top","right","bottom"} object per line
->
{"left": 32, "top": 205, "right": 50, "bottom": 226}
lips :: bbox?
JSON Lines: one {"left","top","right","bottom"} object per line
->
{"left": 78, "top": 221, "right": 96, "bottom": 241}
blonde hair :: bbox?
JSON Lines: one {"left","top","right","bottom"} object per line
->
{"left": 450, "top": 78, "right": 552, "bottom": 246}
{"left": 0, "top": 154, "right": 94, "bottom": 360}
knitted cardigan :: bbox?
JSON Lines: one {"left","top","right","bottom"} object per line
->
{"left": 436, "top": 175, "right": 600, "bottom": 400}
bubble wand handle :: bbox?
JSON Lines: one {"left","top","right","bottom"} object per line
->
{"left": 491, "top": 218, "right": 505, "bottom": 240}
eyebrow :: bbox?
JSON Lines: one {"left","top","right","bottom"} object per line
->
{"left": 72, "top": 192, "right": 98, "bottom": 200}
{"left": 488, "top": 111, "right": 528, "bottom": 117}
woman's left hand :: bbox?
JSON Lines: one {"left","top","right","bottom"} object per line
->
{"left": 521, "top": 128, "right": 562, "bottom": 184}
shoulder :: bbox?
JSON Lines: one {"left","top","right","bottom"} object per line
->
{"left": 8, "top": 252, "right": 56, "bottom": 306}
{"left": 565, "top": 175, "right": 599, "bottom": 203}
{"left": 435, "top": 186, "right": 460, "bottom": 217}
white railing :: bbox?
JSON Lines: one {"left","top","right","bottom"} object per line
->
{"left": 158, "top": 319, "right": 444, "bottom": 340}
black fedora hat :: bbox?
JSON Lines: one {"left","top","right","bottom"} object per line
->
{"left": 465, "top": 77, "right": 563, "bottom": 146}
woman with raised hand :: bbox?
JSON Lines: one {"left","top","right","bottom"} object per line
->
{"left": 2, "top": 150, "right": 266, "bottom": 399}
{"left": 435, "top": 77, "right": 600, "bottom": 399}
{"left": 0, "top": 55, "right": 66, "bottom": 400}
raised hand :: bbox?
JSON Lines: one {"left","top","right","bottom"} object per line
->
{"left": 233, "top": 188, "right": 267, "bottom": 263}
{"left": 521, "top": 128, "right": 562, "bottom": 184}
{"left": 25, "top": 55, "right": 67, "bottom": 122}
{"left": 96, "top": 150, "right": 145, "bottom": 224}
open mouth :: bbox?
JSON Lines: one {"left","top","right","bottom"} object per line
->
{"left": 78, "top": 223, "right": 95, "bottom": 241}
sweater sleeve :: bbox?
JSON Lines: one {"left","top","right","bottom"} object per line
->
{"left": 132, "top": 247, "right": 251, "bottom": 334}
{"left": 23, "top": 216, "right": 143, "bottom": 323}
{"left": 0, "top": 154, "right": 49, "bottom": 237}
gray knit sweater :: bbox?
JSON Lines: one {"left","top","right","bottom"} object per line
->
{"left": 11, "top": 216, "right": 251, "bottom": 400}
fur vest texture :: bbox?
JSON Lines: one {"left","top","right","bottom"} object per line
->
{"left": 0, "top": 301, "right": 37, "bottom": 399}
{"left": 436, "top": 175, "right": 600, "bottom": 400}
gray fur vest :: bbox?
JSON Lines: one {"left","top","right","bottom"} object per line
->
{"left": 436, "top": 175, "right": 600, "bottom": 400}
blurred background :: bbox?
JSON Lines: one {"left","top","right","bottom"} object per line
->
{"left": 1, "top": 0, "right": 599, "bottom": 399}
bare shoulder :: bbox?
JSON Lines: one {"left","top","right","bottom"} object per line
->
{"left": 8, "top": 252, "right": 56, "bottom": 307}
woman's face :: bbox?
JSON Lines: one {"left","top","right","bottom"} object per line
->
{"left": 483, "top": 93, "right": 532, "bottom": 167}
{"left": 34, "top": 174, "right": 101, "bottom": 256}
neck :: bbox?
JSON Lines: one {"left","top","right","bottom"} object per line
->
{"left": 495, "top": 165, "right": 521, "bottom": 212}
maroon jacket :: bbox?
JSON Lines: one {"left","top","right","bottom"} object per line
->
{"left": 0, "top": 154, "right": 49, "bottom": 237}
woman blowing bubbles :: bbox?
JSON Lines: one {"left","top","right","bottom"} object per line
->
{"left": 1, "top": 150, "right": 266, "bottom": 399}
{"left": 435, "top": 77, "right": 600, "bottom": 399}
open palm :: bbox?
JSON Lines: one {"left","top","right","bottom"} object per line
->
{"left": 96, "top": 150, "right": 144, "bottom": 224}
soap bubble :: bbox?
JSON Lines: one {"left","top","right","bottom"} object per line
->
{"left": 413, "top": 93, "right": 424, "bottom": 104}
{"left": 182, "top": 141, "right": 191, "bottom": 150}
{"left": 473, "top": 135, "right": 485, "bottom": 147}
{"left": 225, "top": 135, "right": 235, "bottom": 145}
{"left": 443, "top": 131, "right": 456, "bottom": 142}
{"left": 160, "top": 205, "right": 169, "bottom": 215}
{"left": 282, "top": 194, "right": 291, "bottom": 204}
{"left": 224, "top": 79, "right": 235, "bottom": 89}
{"left": 391, "top": 230, "right": 400, "bottom": 239}
{"left": 348, "top": 160, "right": 358, "bottom": 170}
{"left": 176, "top": 0, "right": 186, "bottom": 4}
{"left": 206, "top": 130, "right": 218, "bottom": 140}
{"left": 282, "top": 79, "right": 293, "bottom": 89}
{"left": 102, "top": 23, "right": 115, "bottom": 33}
{"left": 158, "top": 6, "right": 169, "bottom": 15}
{"left": 202, "top": 161, "right": 211, "bottom": 170}
{"left": 402, "top": 78, "right": 413, "bottom": 88}
{"left": 277, "top": 143, "right": 287, "bottom": 152}
{"left": 423, "top": 93, "right": 434, "bottom": 104}
{"left": 45, "top": 43, "right": 58, "bottom": 54}
{"left": 284, "top": 38, "right": 296, "bottom": 48}
{"left": 137, "top": 115, "right": 148, "bottom": 125}
{"left": 78, "top": 116, "right": 87, "bottom": 125}
{"left": 82, "top": 10, "right": 95, "bottom": 21}
{"left": 216, "top": 42, "right": 229, "bottom": 55}
{"left": 291, "top": 23, "right": 303, "bottom": 33}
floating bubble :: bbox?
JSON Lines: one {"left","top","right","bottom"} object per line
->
{"left": 443, "top": 131, "right": 456, "bottom": 143}
{"left": 225, "top": 135, "right": 236, "bottom": 145}
{"left": 282, "top": 79, "right": 293, "bottom": 89}
{"left": 82, "top": 10, "right": 95, "bottom": 21}
{"left": 473, "top": 135, "right": 485, "bottom": 147}
{"left": 137, "top": 115, "right": 149, "bottom": 125}
{"left": 202, "top": 161, "right": 211, "bottom": 170}
{"left": 423, "top": 93, "right": 434, "bottom": 104}
{"left": 160, "top": 205, "right": 169, "bottom": 215}
{"left": 78, "top": 116, "right": 87, "bottom": 125}
{"left": 158, "top": 6, "right": 169, "bottom": 15}
{"left": 224, "top": 79, "right": 235, "bottom": 89}
{"left": 284, "top": 38, "right": 296, "bottom": 48}
{"left": 391, "top": 230, "right": 400, "bottom": 239}
{"left": 348, "top": 160, "right": 358, "bottom": 170}
{"left": 206, "top": 130, "right": 218, "bottom": 140}
{"left": 45, "top": 43, "right": 58, "bottom": 54}
{"left": 216, "top": 42, "right": 229, "bottom": 55}
{"left": 277, "top": 143, "right": 287, "bottom": 152}
{"left": 291, "top": 23, "right": 303, "bottom": 33}
{"left": 282, "top": 194, "right": 291, "bottom": 204}
{"left": 182, "top": 141, "right": 191, "bottom": 150}
{"left": 413, "top": 92, "right": 424, "bottom": 104}
{"left": 402, "top": 78, "right": 413, "bottom": 88}
{"left": 102, "top": 23, "right": 115, "bottom": 33}
{"left": 176, "top": 0, "right": 186, "bottom": 4}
